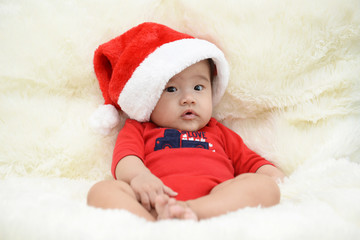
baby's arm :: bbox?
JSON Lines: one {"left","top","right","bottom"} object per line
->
{"left": 256, "top": 164, "right": 286, "bottom": 182}
{"left": 115, "top": 155, "right": 177, "bottom": 211}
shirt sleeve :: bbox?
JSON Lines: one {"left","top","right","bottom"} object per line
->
{"left": 111, "top": 119, "right": 145, "bottom": 179}
{"left": 217, "top": 121, "right": 275, "bottom": 175}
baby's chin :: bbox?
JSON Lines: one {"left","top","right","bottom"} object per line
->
{"left": 151, "top": 117, "right": 210, "bottom": 132}
{"left": 175, "top": 121, "right": 209, "bottom": 132}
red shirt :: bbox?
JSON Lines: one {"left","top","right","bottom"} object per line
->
{"left": 112, "top": 118, "right": 274, "bottom": 200}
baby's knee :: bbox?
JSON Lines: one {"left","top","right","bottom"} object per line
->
{"left": 236, "top": 173, "right": 281, "bottom": 206}
{"left": 87, "top": 180, "right": 110, "bottom": 206}
{"left": 87, "top": 180, "right": 133, "bottom": 206}
{"left": 254, "top": 174, "right": 281, "bottom": 206}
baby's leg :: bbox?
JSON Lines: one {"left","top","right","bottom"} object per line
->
{"left": 186, "top": 173, "right": 281, "bottom": 220}
{"left": 155, "top": 195, "right": 198, "bottom": 221}
{"left": 87, "top": 180, "right": 156, "bottom": 221}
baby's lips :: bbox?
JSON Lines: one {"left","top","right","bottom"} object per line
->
{"left": 181, "top": 110, "right": 197, "bottom": 119}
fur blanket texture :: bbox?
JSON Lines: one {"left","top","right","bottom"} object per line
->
{"left": 1, "top": 0, "right": 360, "bottom": 239}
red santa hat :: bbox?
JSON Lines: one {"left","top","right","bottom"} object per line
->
{"left": 90, "top": 22, "right": 229, "bottom": 135}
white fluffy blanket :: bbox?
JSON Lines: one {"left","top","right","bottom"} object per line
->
{"left": 1, "top": 0, "right": 360, "bottom": 239}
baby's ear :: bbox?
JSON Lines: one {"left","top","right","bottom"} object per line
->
{"left": 89, "top": 104, "right": 120, "bottom": 135}
{"left": 208, "top": 58, "right": 217, "bottom": 80}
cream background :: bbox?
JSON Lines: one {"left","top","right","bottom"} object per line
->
{"left": 0, "top": 0, "right": 359, "bottom": 239}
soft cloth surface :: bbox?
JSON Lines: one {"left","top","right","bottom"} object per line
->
{"left": 1, "top": 0, "right": 360, "bottom": 239}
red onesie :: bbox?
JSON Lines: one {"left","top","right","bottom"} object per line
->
{"left": 112, "top": 118, "right": 274, "bottom": 201}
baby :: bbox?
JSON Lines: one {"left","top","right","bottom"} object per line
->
{"left": 87, "top": 22, "right": 285, "bottom": 221}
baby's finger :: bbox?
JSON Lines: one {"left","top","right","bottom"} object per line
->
{"left": 148, "top": 191, "right": 159, "bottom": 208}
{"left": 163, "top": 186, "right": 178, "bottom": 197}
{"left": 140, "top": 192, "right": 151, "bottom": 211}
{"left": 133, "top": 191, "right": 141, "bottom": 202}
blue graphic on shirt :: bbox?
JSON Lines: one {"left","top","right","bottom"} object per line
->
{"left": 154, "top": 129, "right": 210, "bottom": 151}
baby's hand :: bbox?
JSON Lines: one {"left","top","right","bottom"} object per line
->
{"left": 130, "top": 172, "right": 177, "bottom": 211}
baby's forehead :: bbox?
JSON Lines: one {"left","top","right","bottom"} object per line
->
{"left": 167, "top": 73, "right": 211, "bottom": 86}
{"left": 168, "top": 60, "right": 212, "bottom": 83}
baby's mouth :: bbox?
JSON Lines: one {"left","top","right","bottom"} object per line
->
{"left": 181, "top": 110, "right": 197, "bottom": 120}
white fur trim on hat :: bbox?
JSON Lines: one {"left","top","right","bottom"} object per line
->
{"left": 118, "top": 38, "right": 229, "bottom": 122}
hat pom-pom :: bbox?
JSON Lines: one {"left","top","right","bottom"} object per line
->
{"left": 89, "top": 104, "right": 121, "bottom": 135}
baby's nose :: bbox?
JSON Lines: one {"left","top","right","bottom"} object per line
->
{"left": 180, "top": 92, "right": 196, "bottom": 105}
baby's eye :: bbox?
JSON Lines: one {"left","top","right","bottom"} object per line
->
{"left": 165, "top": 86, "right": 177, "bottom": 92}
{"left": 194, "top": 85, "right": 204, "bottom": 91}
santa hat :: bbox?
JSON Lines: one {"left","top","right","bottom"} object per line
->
{"left": 90, "top": 22, "right": 229, "bottom": 135}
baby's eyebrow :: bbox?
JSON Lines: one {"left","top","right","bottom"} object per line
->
{"left": 194, "top": 74, "right": 211, "bottom": 82}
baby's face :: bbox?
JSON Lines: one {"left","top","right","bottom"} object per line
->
{"left": 150, "top": 60, "right": 213, "bottom": 131}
